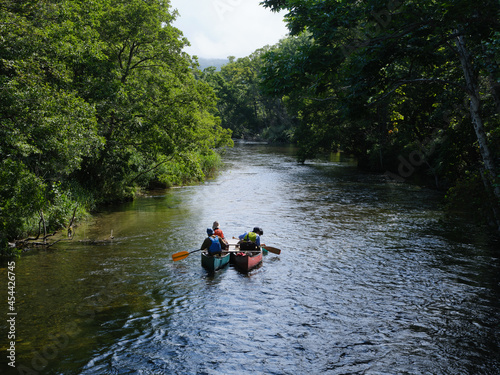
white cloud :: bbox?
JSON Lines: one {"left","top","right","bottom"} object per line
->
{"left": 170, "top": 0, "right": 288, "bottom": 59}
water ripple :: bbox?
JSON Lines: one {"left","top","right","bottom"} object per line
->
{"left": 2, "top": 144, "right": 499, "bottom": 375}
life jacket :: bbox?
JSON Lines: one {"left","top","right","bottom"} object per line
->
{"left": 240, "top": 232, "right": 258, "bottom": 250}
{"left": 208, "top": 236, "right": 222, "bottom": 254}
{"left": 244, "top": 232, "right": 257, "bottom": 242}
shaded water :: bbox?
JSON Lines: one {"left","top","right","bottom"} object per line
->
{"left": 1, "top": 143, "right": 500, "bottom": 374}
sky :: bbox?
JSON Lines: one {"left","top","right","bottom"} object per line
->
{"left": 169, "top": 0, "right": 289, "bottom": 59}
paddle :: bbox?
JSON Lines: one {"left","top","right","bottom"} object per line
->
{"left": 261, "top": 245, "right": 281, "bottom": 255}
{"left": 172, "top": 249, "right": 202, "bottom": 262}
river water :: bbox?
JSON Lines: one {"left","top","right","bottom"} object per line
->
{"left": 1, "top": 143, "right": 500, "bottom": 374}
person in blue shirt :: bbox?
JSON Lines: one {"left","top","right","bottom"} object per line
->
{"left": 238, "top": 227, "right": 263, "bottom": 250}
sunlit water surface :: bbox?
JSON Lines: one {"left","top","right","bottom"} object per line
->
{"left": 1, "top": 143, "right": 499, "bottom": 374}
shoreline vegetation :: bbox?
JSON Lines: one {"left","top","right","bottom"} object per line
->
{"left": 2, "top": 147, "right": 230, "bottom": 257}
{"left": 2, "top": 0, "right": 499, "bottom": 257}
{"left": 0, "top": 0, "right": 236, "bottom": 257}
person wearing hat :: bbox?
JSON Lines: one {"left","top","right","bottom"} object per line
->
{"left": 238, "top": 227, "right": 263, "bottom": 250}
{"left": 212, "top": 221, "right": 228, "bottom": 248}
{"left": 201, "top": 228, "right": 227, "bottom": 256}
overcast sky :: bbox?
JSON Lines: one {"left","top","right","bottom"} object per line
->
{"left": 169, "top": 0, "right": 289, "bottom": 59}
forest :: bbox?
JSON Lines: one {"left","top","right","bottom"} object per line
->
{"left": 199, "top": 0, "right": 500, "bottom": 231}
{"left": 0, "top": 0, "right": 232, "bottom": 255}
{"left": 1, "top": 0, "right": 499, "bottom": 256}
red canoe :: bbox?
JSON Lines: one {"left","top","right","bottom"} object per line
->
{"left": 230, "top": 249, "right": 262, "bottom": 272}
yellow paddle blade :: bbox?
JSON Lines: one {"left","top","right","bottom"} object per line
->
{"left": 172, "top": 251, "right": 190, "bottom": 261}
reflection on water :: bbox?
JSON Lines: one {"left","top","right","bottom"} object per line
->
{"left": 1, "top": 143, "right": 499, "bottom": 374}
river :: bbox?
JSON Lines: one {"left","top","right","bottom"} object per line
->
{"left": 1, "top": 143, "right": 499, "bottom": 374}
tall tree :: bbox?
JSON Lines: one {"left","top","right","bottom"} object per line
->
{"left": 70, "top": 0, "right": 231, "bottom": 199}
{"left": 261, "top": 0, "right": 500, "bottom": 227}
{"left": 0, "top": 0, "right": 104, "bottom": 245}
{"left": 0, "top": 0, "right": 232, "bottom": 252}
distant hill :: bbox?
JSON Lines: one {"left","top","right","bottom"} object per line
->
{"left": 196, "top": 58, "right": 229, "bottom": 71}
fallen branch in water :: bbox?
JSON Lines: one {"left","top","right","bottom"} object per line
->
{"left": 15, "top": 210, "right": 58, "bottom": 248}
{"left": 14, "top": 209, "right": 77, "bottom": 250}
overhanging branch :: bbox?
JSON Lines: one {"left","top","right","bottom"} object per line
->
{"left": 366, "top": 78, "right": 468, "bottom": 107}
{"left": 130, "top": 154, "right": 175, "bottom": 183}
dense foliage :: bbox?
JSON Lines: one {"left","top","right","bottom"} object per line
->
{"left": 199, "top": 0, "right": 499, "bottom": 229}
{"left": 257, "top": 0, "right": 500, "bottom": 228}
{"left": 198, "top": 51, "right": 296, "bottom": 142}
{"left": 0, "top": 0, "right": 232, "bottom": 255}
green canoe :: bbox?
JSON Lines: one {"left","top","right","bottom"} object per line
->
{"left": 201, "top": 251, "right": 230, "bottom": 272}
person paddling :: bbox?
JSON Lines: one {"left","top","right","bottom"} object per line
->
{"left": 238, "top": 227, "right": 263, "bottom": 250}
{"left": 201, "top": 228, "right": 226, "bottom": 256}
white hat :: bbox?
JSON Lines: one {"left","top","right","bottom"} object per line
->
{"left": 212, "top": 221, "right": 220, "bottom": 230}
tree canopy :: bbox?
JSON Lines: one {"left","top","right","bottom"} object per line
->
{"left": 0, "top": 0, "right": 232, "bottom": 254}
{"left": 256, "top": 0, "right": 500, "bottom": 228}
{"left": 198, "top": 49, "right": 296, "bottom": 142}
{"left": 196, "top": 0, "right": 499, "bottom": 228}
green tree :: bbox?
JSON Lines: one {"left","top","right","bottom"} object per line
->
{"left": 0, "top": 0, "right": 232, "bottom": 254}
{"left": 199, "top": 48, "right": 295, "bottom": 142}
{"left": 69, "top": 0, "right": 232, "bottom": 199}
{"left": 261, "top": 0, "right": 500, "bottom": 227}
{"left": 0, "top": 0, "right": 104, "bottom": 251}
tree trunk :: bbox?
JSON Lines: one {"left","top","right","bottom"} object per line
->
{"left": 456, "top": 32, "right": 500, "bottom": 229}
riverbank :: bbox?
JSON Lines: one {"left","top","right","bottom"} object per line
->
{"left": 0, "top": 147, "right": 230, "bottom": 258}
